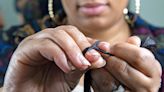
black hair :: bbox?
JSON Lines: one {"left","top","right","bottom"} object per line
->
{"left": 14, "top": 0, "right": 64, "bottom": 22}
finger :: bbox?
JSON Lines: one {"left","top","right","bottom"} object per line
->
{"left": 127, "top": 36, "right": 141, "bottom": 47}
{"left": 36, "top": 37, "right": 87, "bottom": 87}
{"left": 87, "top": 37, "right": 111, "bottom": 57}
{"left": 86, "top": 38, "right": 111, "bottom": 68}
{"left": 87, "top": 37, "right": 97, "bottom": 44}
{"left": 38, "top": 39, "right": 72, "bottom": 73}
{"left": 110, "top": 42, "right": 158, "bottom": 77}
{"left": 34, "top": 28, "right": 91, "bottom": 70}
{"left": 105, "top": 56, "right": 151, "bottom": 90}
{"left": 87, "top": 37, "right": 111, "bottom": 53}
{"left": 64, "top": 26, "right": 91, "bottom": 51}
{"left": 91, "top": 68, "right": 120, "bottom": 92}
{"left": 62, "top": 26, "right": 106, "bottom": 68}
{"left": 84, "top": 41, "right": 111, "bottom": 69}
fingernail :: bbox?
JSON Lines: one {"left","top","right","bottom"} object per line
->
{"left": 92, "top": 57, "right": 106, "bottom": 68}
{"left": 78, "top": 54, "right": 91, "bottom": 66}
{"left": 87, "top": 49, "right": 106, "bottom": 68}
{"left": 99, "top": 42, "right": 110, "bottom": 51}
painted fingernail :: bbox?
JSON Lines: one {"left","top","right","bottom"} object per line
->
{"left": 78, "top": 54, "right": 91, "bottom": 66}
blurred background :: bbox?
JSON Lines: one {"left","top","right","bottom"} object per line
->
{"left": 0, "top": 0, "right": 164, "bottom": 29}
{"left": 0, "top": 0, "right": 163, "bottom": 92}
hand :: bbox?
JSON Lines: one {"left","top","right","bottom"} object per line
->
{"left": 85, "top": 38, "right": 120, "bottom": 92}
{"left": 104, "top": 36, "right": 162, "bottom": 92}
{"left": 3, "top": 25, "right": 106, "bottom": 92}
{"left": 89, "top": 36, "right": 162, "bottom": 92}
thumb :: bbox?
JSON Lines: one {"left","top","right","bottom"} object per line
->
{"left": 127, "top": 36, "right": 141, "bottom": 47}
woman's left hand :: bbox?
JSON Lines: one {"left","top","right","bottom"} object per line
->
{"left": 91, "top": 36, "right": 162, "bottom": 92}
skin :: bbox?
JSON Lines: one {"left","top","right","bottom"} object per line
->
{"left": 3, "top": 26, "right": 106, "bottom": 92}
{"left": 3, "top": 0, "right": 162, "bottom": 92}
{"left": 91, "top": 37, "right": 162, "bottom": 92}
{"left": 62, "top": 0, "right": 130, "bottom": 42}
{"left": 0, "top": 12, "right": 4, "bottom": 29}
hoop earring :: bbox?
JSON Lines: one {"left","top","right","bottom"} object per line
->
{"left": 48, "top": 0, "right": 54, "bottom": 19}
{"left": 47, "top": 0, "right": 66, "bottom": 27}
{"left": 135, "top": 0, "right": 140, "bottom": 14}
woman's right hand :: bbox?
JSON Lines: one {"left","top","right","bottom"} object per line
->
{"left": 90, "top": 36, "right": 162, "bottom": 92}
{"left": 3, "top": 25, "right": 106, "bottom": 92}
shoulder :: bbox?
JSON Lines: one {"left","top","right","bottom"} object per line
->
{"left": 130, "top": 13, "right": 164, "bottom": 67}
{"left": 131, "top": 13, "right": 164, "bottom": 50}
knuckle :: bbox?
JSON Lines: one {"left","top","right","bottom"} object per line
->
{"left": 40, "top": 39, "right": 51, "bottom": 45}
{"left": 66, "top": 25, "right": 79, "bottom": 31}
{"left": 112, "top": 43, "right": 125, "bottom": 52}
{"left": 65, "top": 25, "right": 83, "bottom": 36}
{"left": 58, "top": 25, "right": 79, "bottom": 33}
{"left": 109, "top": 59, "right": 128, "bottom": 75}
{"left": 42, "top": 28, "right": 54, "bottom": 32}
{"left": 42, "top": 28, "right": 60, "bottom": 36}
{"left": 32, "top": 30, "right": 53, "bottom": 40}
{"left": 36, "top": 39, "right": 52, "bottom": 50}
{"left": 117, "top": 62, "right": 128, "bottom": 74}
{"left": 48, "top": 26, "right": 68, "bottom": 35}
{"left": 21, "top": 35, "right": 34, "bottom": 42}
{"left": 134, "top": 48, "right": 155, "bottom": 67}
{"left": 134, "top": 49, "right": 148, "bottom": 65}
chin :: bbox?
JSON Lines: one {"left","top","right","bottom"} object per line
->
{"left": 79, "top": 17, "right": 112, "bottom": 31}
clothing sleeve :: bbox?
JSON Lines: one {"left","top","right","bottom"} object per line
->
{"left": 0, "top": 31, "right": 16, "bottom": 87}
{"left": 0, "top": 24, "right": 36, "bottom": 87}
{"left": 154, "top": 29, "right": 164, "bottom": 92}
